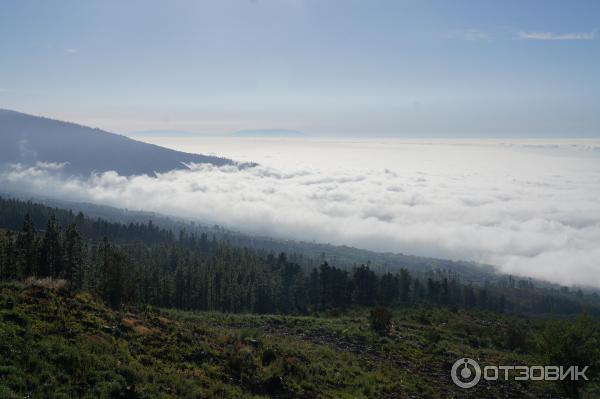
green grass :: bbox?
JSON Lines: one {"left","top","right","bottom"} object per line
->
{"left": 0, "top": 282, "right": 596, "bottom": 398}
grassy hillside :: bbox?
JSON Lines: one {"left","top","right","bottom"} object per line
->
{"left": 2, "top": 281, "right": 597, "bottom": 398}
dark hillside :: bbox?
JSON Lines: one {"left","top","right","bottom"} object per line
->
{"left": 0, "top": 109, "right": 237, "bottom": 176}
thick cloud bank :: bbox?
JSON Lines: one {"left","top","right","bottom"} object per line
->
{"left": 2, "top": 139, "right": 600, "bottom": 288}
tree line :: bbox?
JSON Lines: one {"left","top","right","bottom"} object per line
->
{"left": 0, "top": 212, "right": 508, "bottom": 313}
{"left": 0, "top": 197, "right": 596, "bottom": 315}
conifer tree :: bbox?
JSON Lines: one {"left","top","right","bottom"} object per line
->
{"left": 63, "top": 224, "right": 83, "bottom": 289}
{"left": 16, "top": 213, "right": 37, "bottom": 278}
{"left": 39, "top": 214, "right": 62, "bottom": 278}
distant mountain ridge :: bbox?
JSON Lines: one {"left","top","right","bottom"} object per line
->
{"left": 231, "top": 129, "right": 305, "bottom": 138}
{"left": 128, "top": 128, "right": 306, "bottom": 138}
{"left": 0, "top": 109, "right": 238, "bottom": 176}
{"left": 128, "top": 130, "right": 202, "bottom": 138}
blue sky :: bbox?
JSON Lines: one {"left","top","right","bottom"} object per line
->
{"left": 1, "top": 0, "right": 599, "bottom": 136}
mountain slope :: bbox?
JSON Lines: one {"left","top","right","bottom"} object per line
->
{"left": 0, "top": 109, "right": 235, "bottom": 176}
{"left": 0, "top": 281, "right": 573, "bottom": 398}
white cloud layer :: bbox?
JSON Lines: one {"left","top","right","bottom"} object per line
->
{"left": 519, "top": 30, "right": 596, "bottom": 40}
{"left": 2, "top": 139, "right": 600, "bottom": 288}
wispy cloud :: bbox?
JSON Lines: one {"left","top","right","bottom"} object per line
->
{"left": 519, "top": 30, "right": 596, "bottom": 41}
{"left": 35, "top": 161, "right": 69, "bottom": 170}
{"left": 443, "top": 29, "right": 597, "bottom": 42}
{"left": 64, "top": 48, "right": 78, "bottom": 53}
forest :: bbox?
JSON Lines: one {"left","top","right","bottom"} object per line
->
{"left": 0, "top": 196, "right": 597, "bottom": 316}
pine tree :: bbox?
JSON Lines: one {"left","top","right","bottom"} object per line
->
{"left": 379, "top": 272, "right": 399, "bottom": 306}
{"left": 0, "top": 231, "right": 17, "bottom": 280}
{"left": 39, "top": 214, "right": 62, "bottom": 278}
{"left": 16, "top": 214, "right": 38, "bottom": 278}
{"left": 308, "top": 268, "right": 320, "bottom": 310}
{"left": 399, "top": 269, "right": 411, "bottom": 304}
{"left": 63, "top": 224, "right": 84, "bottom": 289}
{"left": 352, "top": 265, "right": 378, "bottom": 306}
{"left": 97, "top": 238, "right": 128, "bottom": 309}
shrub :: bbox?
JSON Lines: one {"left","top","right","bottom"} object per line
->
{"left": 369, "top": 307, "right": 392, "bottom": 335}
{"left": 261, "top": 348, "right": 277, "bottom": 366}
{"left": 535, "top": 313, "right": 600, "bottom": 398}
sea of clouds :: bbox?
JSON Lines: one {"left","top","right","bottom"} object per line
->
{"left": 2, "top": 139, "right": 600, "bottom": 287}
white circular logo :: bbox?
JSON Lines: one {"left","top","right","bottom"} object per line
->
{"left": 451, "top": 358, "right": 481, "bottom": 388}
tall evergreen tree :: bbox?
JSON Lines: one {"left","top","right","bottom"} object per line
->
{"left": 352, "top": 265, "right": 378, "bottom": 306}
{"left": 63, "top": 224, "right": 84, "bottom": 289}
{"left": 399, "top": 268, "right": 411, "bottom": 304}
{"left": 39, "top": 214, "right": 62, "bottom": 278}
{"left": 16, "top": 213, "right": 37, "bottom": 278}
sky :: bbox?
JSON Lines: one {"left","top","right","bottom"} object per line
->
{"left": 0, "top": 0, "right": 599, "bottom": 136}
